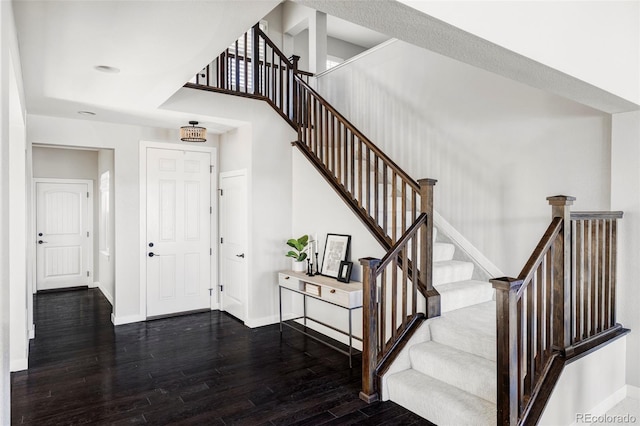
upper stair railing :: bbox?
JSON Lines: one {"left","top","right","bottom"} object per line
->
{"left": 185, "top": 23, "right": 439, "bottom": 405}
{"left": 492, "top": 196, "right": 627, "bottom": 426}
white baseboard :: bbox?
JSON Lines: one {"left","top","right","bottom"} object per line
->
{"left": 434, "top": 210, "right": 504, "bottom": 278}
{"left": 210, "top": 302, "right": 220, "bottom": 311}
{"left": 28, "top": 324, "right": 35, "bottom": 340}
{"left": 111, "top": 313, "right": 145, "bottom": 326}
{"left": 569, "top": 385, "right": 629, "bottom": 426}
{"left": 10, "top": 358, "right": 28, "bottom": 372}
{"left": 90, "top": 281, "right": 99, "bottom": 288}
{"left": 98, "top": 284, "right": 114, "bottom": 306}
{"left": 245, "top": 314, "right": 281, "bottom": 328}
{"left": 626, "top": 384, "right": 640, "bottom": 399}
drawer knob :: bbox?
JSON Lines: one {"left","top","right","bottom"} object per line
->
{"left": 330, "top": 289, "right": 336, "bottom": 293}
{"left": 284, "top": 276, "right": 289, "bottom": 280}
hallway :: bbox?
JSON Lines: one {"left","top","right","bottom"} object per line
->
{"left": 10, "top": 289, "right": 431, "bottom": 425}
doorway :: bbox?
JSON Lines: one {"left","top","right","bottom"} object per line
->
{"left": 219, "top": 170, "right": 248, "bottom": 321}
{"left": 34, "top": 179, "right": 94, "bottom": 291}
{"left": 142, "top": 144, "right": 217, "bottom": 318}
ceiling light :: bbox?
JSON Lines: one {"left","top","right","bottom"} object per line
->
{"left": 180, "top": 121, "right": 207, "bottom": 142}
{"left": 78, "top": 110, "right": 96, "bottom": 116}
{"left": 94, "top": 65, "right": 120, "bottom": 74}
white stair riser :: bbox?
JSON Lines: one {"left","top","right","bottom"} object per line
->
{"left": 433, "top": 261, "right": 474, "bottom": 286}
{"left": 436, "top": 280, "right": 495, "bottom": 312}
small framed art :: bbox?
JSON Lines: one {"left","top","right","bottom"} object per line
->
{"left": 337, "top": 261, "right": 353, "bottom": 283}
{"left": 320, "top": 233, "right": 351, "bottom": 278}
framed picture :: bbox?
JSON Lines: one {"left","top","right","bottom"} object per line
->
{"left": 320, "top": 234, "right": 351, "bottom": 278}
{"left": 337, "top": 261, "right": 353, "bottom": 283}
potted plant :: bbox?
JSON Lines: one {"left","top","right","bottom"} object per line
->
{"left": 286, "top": 234, "right": 308, "bottom": 272}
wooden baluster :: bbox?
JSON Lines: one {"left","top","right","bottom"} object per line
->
{"left": 492, "top": 277, "right": 523, "bottom": 426}
{"left": 360, "top": 257, "right": 381, "bottom": 403}
{"left": 391, "top": 172, "right": 397, "bottom": 243}
{"left": 350, "top": 132, "right": 355, "bottom": 197}
{"left": 402, "top": 247, "right": 408, "bottom": 324}
{"left": 374, "top": 156, "right": 379, "bottom": 227}
{"left": 535, "top": 265, "right": 543, "bottom": 378}
{"left": 525, "top": 279, "right": 534, "bottom": 396}
{"left": 366, "top": 147, "right": 371, "bottom": 216}
{"left": 547, "top": 195, "right": 575, "bottom": 350}
{"left": 604, "top": 219, "right": 612, "bottom": 329}
{"left": 591, "top": 219, "right": 599, "bottom": 335}
{"left": 382, "top": 164, "right": 388, "bottom": 236}
{"left": 243, "top": 32, "right": 248, "bottom": 92}
{"left": 252, "top": 25, "right": 260, "bottom": 95}
{"left": 610, "top": 219, "right": 618, "bottom": 326}
{"left": 401, "top": 182, "right": 407, "bottom": 238}
{"left": 418, "top": 179, "right": 439, "bottom": 318}
{"left": 336, "top": 121, "right": 342, "bottom": 186}
{"left": 381, "top": 268, "right": 386, "bottom": 351}
{"left": 391, "top": 256, "right": 397, "bottom": 339}
{"left": 411, "top": 233, "right": 418, "bottom": 315}
{"left": 575, "top": 220, "right": 583, "bottom": 343}
{"left": 291, "top": 55, "right": 300, "bottom": 124}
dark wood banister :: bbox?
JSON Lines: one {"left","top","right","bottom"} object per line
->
{"left": 492, "top": 197, "right": 628, "bottom": 425}
{"left": 293, "top": 77, "right": 421, "bottom": 195}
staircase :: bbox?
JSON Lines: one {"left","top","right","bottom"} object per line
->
{"left": 186, "top": 23, "right": 628, "bottom": 426}
{"left": 379, "top": 226, "right": 497, "bottom": 425}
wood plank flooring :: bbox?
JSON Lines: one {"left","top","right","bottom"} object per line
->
{"left": 11, "top": 289, "right": 433, "bottom": 425}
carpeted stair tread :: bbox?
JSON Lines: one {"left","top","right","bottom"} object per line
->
{"left": 433, "top": 260, "right": 474, "bottom": 286}
{"left": 429, "top": 301, "right": 496, "bottom": 361}
{"left": 435, "top": 279, "right": 495, "bottom": 312}
{"left": 409, "top": 341, "right": 496, "bottom": 403}
{"left": 387, "top": 369, "right": 496, "bottom": 425}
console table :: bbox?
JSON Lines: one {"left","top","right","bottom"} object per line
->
{"left": 278, "top": 271, "right": 363, "bottom": 367}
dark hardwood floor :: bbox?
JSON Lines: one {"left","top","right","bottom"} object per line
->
{"left": 11, "top": 289, "right": 433, "bottom": 425}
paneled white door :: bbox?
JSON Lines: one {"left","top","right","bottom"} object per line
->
{"left": 146, "top": 148, "right": 212, "bottom": 317}
{"left": 219, "top": 171, "right": 247, "bottom": 321}
{"left": 36, "top": 182, "right": 91, "bottom": 291}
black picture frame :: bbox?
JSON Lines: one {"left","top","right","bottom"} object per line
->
{"left": 337, "top": 261, "right": 353, "bottom": 283}
{"left": 320, "top": 233, "right": 351, "bottom": 278}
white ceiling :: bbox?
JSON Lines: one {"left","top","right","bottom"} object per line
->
{"left": 12, "top": 0, "right": 281, "bottom": 133}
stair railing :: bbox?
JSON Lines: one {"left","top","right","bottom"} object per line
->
{"left": 492, "top": 196, "right": 626, "bottom": 426}
{"left": 186, "top": 23, "right": 440, "bottom": 406}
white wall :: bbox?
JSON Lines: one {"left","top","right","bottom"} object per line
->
{"left": 400, "top": 0, "right": 640, "bottom": 106}
{"left": 98, "top": 149, "right": 115, "bottom": 305}
{"left": 327, "top": 36, "right": 366, "bottom": 61}
{"left": 32, "top": 146, "right": 100, "bottom": 283}
{"left": 540, "top": 337, "right": 628, "bottom": 425}
{"left": 162, "top": 87, "right": 296, "bottom": 327}
{"left": 316, "top": 40, "right": 612, "bottom": 275}
{"left": 611, "top": 111, "right": 640, "bottom": 388}
{"left": 26, "top": 115, "right": 219, "bottom": 324}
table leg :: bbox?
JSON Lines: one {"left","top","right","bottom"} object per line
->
{"left": 348, "top": 308, "right": 353, "bottom": 368}
{"left": 279, "top": 286, "right": 283, "bottom": 333}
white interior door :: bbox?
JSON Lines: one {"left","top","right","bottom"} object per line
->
{"left": 146, "top": 148, "right": 212, "bottom": 317}
{"left": 36, "top": 181, "right": 92, "bottom": 291}
{"left": 219, "top": 171, "right": 248, "bottom": 321}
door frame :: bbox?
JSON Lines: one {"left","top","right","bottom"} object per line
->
{"left": 219, "top": 169, "right": 249, "bottom": 321}
{"left": 139, "top": 141, "right": 218, "bottom": 320}
{"left": 31, "top": 178, "right": 95, "bottom": 293}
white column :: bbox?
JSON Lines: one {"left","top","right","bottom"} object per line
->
{"left": 308, "top": 11, "right": 327, "bottom": 74}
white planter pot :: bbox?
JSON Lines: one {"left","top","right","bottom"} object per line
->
{"left": 292, "top": 260, "right": 306, "bottom": 272}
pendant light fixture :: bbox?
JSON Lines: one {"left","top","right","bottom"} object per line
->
{"left": 180, "top": 121, "right": 207, "bottom": 142}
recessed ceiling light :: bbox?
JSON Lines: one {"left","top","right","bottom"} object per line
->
{"left": 94, "top": 65, "right": 120, "bottom": 74}
{"left": 78, "top": 111, "right": 96, "bottom": 116}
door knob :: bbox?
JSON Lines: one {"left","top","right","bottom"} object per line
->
{"left": 236, "top": 253, "right": 245, "bottom": 258}
{"left": 38, "top": 240, "right": 48, "bottom": 244}
{"left": 38, "top": 233, "right": 43, "bottom": 237}
{"left": 148, "top": 252, "right": 160, "bottom": 257}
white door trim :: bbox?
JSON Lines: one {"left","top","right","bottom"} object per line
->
{"left": 139, "top": 141, "right": 218, "bottom": 321}
{"left": 32, "top": 178, "right": 94, "bottom": 292}
{"left": 219, "top": 169, "right": 249, "bottom": 322}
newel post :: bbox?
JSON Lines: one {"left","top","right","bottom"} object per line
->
{"left": 547, "top": 195, "right": 575, "bottom": 350}
{"left": 491, "top": 277, "right": 523, "bottom": 426}
{"left": 359, "top": 257, "right": 380, "bottom": 403}
{"left": 418, "top": 178, "right": 439, "bottom": 318}
{"left": 289, "top": 55, "right": 300, "bottom": 126}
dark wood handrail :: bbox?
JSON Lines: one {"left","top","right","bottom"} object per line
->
{"left": 517, "top": 217, "right": 562, "bottom": 294}
{"left": 294, "top": 77, "right": 420, "bottom": 193}
{"left": 494, "top": 197, "right": 626, "bottom": 426}
{"left": 378, "top": 213, "right": 427, "bottom": 269}
{"left": 571, "top": 211, "right": 624, "bottom": 220}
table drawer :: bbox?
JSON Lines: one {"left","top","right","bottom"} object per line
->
{"left": 322, "top": 287, "right": 350, "bottom": 306}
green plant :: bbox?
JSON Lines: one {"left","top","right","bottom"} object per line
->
{"left": 286, "top": 234, "right": 309, "bottom": 262}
